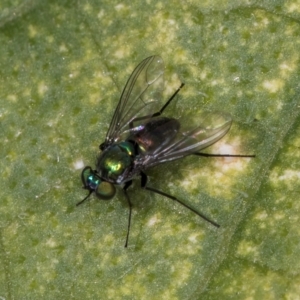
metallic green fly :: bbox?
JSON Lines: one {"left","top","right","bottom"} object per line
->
{"left": 77, "top": 56, "right": 254, "bottom": 247}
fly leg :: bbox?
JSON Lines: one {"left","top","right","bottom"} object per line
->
{"left": 151, "top": 82, "right": 185, "bottom": 117}
{"left": 123, "top": 180, "right": 133, "bottom": 248}
{"left": 193, "top": 153, "right": 255, "bottom": 158}
{"left": 128, "top": 83, "right": 185, "bottom": 129}
{"left": 140, "top": 171, "right": 220, "bottom": 228}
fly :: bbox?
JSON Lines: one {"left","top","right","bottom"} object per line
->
{"left": 77, "top": 56, "right": 255, "bottom": 247}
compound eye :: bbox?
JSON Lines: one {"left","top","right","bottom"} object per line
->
{"left": 95, "top": 181, "right": 116, "bottom": 200}
{"left": 81, "top": 167, "right": 97, "bottom": 188}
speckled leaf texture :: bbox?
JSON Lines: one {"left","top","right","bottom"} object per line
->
{"left": 1, "top": 0, "right": 300, "bottom": 299}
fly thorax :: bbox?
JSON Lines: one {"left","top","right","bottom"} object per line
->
{"left": 96, "top": 142, "right": 135, "bottom": 182}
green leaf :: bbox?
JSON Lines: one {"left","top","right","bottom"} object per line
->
{"left": 1, "top": 0, "right": 300, "bottom": 299}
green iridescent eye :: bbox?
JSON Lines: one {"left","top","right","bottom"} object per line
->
{"left": 95, "top": 181, "right": 116, "bottom": 200}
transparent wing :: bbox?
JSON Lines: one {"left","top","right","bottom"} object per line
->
{"left": 103, "top": 56, "right": 164, "bottom": 148}
{"left": 143, "top": 112, "right": 232, "bottom": 168}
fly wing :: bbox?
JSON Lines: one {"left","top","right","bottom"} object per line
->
{"left": 143, "top": 112, "right": 232, "bottom": 168}
{"left": 102, "top": 56, "right": 164, "bottom": 148}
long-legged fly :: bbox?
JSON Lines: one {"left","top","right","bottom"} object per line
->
{"left": 77, "top": 56, "right": 254, "bottom": 247}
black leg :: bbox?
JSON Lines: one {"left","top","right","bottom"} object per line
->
{"left": 194, "top": 153, "right": 256, "bottom": 158}
{"left": 151, "top": 82, "right": 185, "bottom": 117}
{"left": 141, "top": 171, "right": 147, "bottom": 187}
{"left": 76, "top": 190, "right": 93, "bottom": 206}
{"left": 123, "top": 180, "right": 133, "bottom": 248}
{"left": 129, "top": 83, "right": 185, "bottom": 129}
{"left": 140, "top": 171, "right": 220, "bottom": 228}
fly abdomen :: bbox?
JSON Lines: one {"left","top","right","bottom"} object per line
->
{"left": 131, "top": 117, "right": 180, "bottom": 154}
